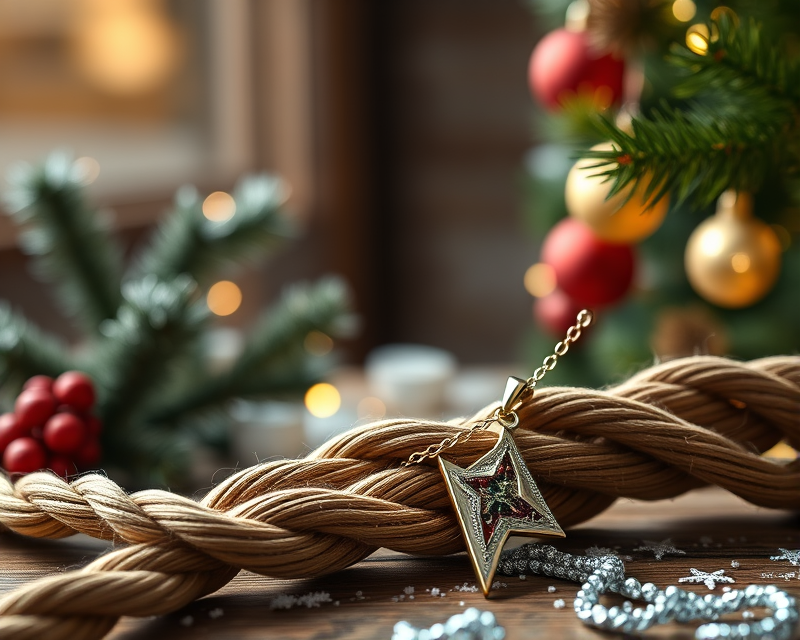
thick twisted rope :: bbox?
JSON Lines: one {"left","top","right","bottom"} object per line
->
{"left": 0, "top": 355, "right": 798, "bottom": 639}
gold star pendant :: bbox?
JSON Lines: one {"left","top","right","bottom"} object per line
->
{"left": 439, "top": 425, "right": 564, "bottom": 595}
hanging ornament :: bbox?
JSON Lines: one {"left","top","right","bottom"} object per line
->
{"left": 565, "top": 142, "right": 669, "bottom": 244}
{"left": 685, "top": 191, "right": 782, "bottom": 308}
{"left": 533, "top": 288, "right": 586, "bottom": 336}
{"left": 541, "top": 218, "right": 635, "bottom": 306}
{"left": 528, "top": 27, "right": 624, "bottom": 110}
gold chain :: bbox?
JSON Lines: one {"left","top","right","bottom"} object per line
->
{"left": 403, "top": 309, "right": 593, "bottom": 466}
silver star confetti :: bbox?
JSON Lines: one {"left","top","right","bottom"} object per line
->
{"left": 770, "top": 548, "right": 800, "bottom": 566}
{"left": 678, "top": 568, "right": 735, "bottom": 590}
{"left": 633, "top": 538, "right": 686, "bottom": 560}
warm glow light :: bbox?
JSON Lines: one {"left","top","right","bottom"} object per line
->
{"left": 730, "top": 252, "right": 751, "bottom": 273}
{"left": 524, "top": 263, "right": 557, "bottom": 298}
{"left": 207, "top": 281, "right": 242, "bottom": 316}
{"left": 304, "top": 331, "right": 334, "bottom": 357}
{"left": 305, "top": 383, "right": 341, "bottom": 418}
{"left": 72, "top": 0, "right": 182, "bottom": 95}
{"left": 357, "top": 396, "right": 386, "bottom": 420}
{"left": 699, "top": 228, "right": 724, "bottom": 256}
{"left": 763, "top": 441, "right": 798, "bottom": 460}
{"left": 74, "top": 157, "right": 101, "bottom": 185}
{"left": 672, "top": 0, "right": 696, "bottom": 22}
{"left": 686, "top": 24, "right": 710, "bottom": 55}
{"left": 203, "top": 191, "right": 237, "bottom": 222}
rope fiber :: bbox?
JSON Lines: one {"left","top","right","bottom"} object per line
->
{"left": 0, "top": 355, "right": 798, "bottom": 639}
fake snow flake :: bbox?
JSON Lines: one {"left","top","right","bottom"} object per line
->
{"left": 270, "top": 591, "right": 333, "bottom": 610}
{"left": 208, "top": 608, "right": 224, "bottom": 619}
{"left": 179, "top": 615, "right": 194, "bottom": 627}
{"left": 742, "top": 610, "right": 755, "bottom": 619}
{"left": 452, "top": 583, "right": 480, "bottom": 593}
{"left": 731, "top": 560, "right": 740, "bottom": 569}
{"left": 519, "top": 574, "right": 526, "bottom": 580}
{"left": 634, "top": 538, "right": 686, "bottom": 561}
{"left": 491, "top": 581, "right": 507, "bottom": 590}
{"left": 547, "top": 586, "right": 557, "bottom": 593}
{"left": 403, "top": 586, "right": 415, "bottom": 595}
{"left": 553, "top": 599, "right": 566, "bottom": 609}
{"left": 770, "top": 548, "right": 800, "bottom": 566}
{"left": 431, "top": 588, "right": 441, "bottom": 597}
{"left": 678, "top": 568, "right": 735, "bottom": 590}
{"left": 586, "top": 545, "right": 617, "bottom": 557}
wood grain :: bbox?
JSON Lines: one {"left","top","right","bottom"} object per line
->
{"left": 1, "top": 487, "right": 798, "bottom": 639}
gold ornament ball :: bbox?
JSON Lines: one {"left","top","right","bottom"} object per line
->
{"left": 684, "top": 192, "right": 782, "bottom": 308}
{"left": 565, "top": 143, "right": 669, "bottom": 244}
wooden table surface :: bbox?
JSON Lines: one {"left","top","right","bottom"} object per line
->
{"left": 1, "top": 487, "right": 798, "bottom": 639}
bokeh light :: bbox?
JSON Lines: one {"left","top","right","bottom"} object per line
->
{"left": 207, "top": 281, "right": 242, "bottom": 316}
{"left": 305, "top": 383, "right": 341, "bottom": 418}
{"left": 357, "top": 396, "right": 386, "bottom": 420}
{"left": 304, "top": 331, "right": 334, "bottom": 356}
{"left": 672, "top": 0, "right": 696, "bottom": 22}
{"left": 686, "top": 24, "right": 710, "bottom": 55}
{"left": 524, "top": 263, "right": 557, "bottom": 298}
{"left": 203, "top": 191, "right": 237, "bottom": 222}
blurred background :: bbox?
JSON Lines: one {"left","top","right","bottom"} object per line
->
{"left": 0, "top": 0, "right": 796, "bottom": 486}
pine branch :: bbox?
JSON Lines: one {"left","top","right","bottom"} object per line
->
{"left": 131, "top": 175, "right": 292, "bottom": 285}
{"left": 582, "top": 15, "right": 800, "bottom": 207}
{"left": 0, "top": 303, "right": 73, "bottom": 389}
{"left": 3, "top": 152, "right": 123, "bottom": 331}
{"left": 89, "top": 276, "right": 207, "bottom": 463}
{"left": 149, "top": 277, "right": 354, "bottom": 421}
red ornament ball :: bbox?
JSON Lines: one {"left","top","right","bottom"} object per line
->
{"left": 528, "top": 28, "right": 624, "bottom": 110}
{"left": 43, "top": 412, "right": 88, "bottom": 455}
{"left": 53, "top": 371, "right": 96, "bottom": 412}
{"left": 48, "top": 455, "right": 74, "bottom": 478}
{"left": 534, "top": 289, "right": 587, "bottom": 336}
{"left": 23, "top": 375, "right": 54, "bottom": 392}
{"left": 14, "top": 388, "right": 57, "bottom": 430}
{"left": 0, "top": 413, "right": 26, "bottom": 453}
{"left": 3, "top": 437, "right": 47, "bottom": 474}
{"left": 75, "top": 438, "right": 102, "bottom": 468}
{"left": 541, "top": 218, "right": 635, "bottom": 306}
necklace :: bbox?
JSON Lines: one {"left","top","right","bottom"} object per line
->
{"left": 400, "top": 310, "right": 799, "bottom": 640}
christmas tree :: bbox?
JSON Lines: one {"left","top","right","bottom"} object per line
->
{"left": 0, "top": 152, "right": 353, "bottom": 486}
{"left": 522, "top": 0, "right": 800, "bottom": 388}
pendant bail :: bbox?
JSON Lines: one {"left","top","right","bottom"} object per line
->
{"left": 501, "top": 376, "right": 529, "bottom": 414}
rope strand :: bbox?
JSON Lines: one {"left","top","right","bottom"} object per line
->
{"left": 0, "top": 355, "right": 798, "bottom": 639}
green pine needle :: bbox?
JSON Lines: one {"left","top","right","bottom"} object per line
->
{"left": 581, "top": 14, "right": 800, "bottom": 208}
{"left": 3, "top": 152, "right": 123, "bottom": 331}
{"left": 131, "top": 174, "right": 292, "bottom": 285}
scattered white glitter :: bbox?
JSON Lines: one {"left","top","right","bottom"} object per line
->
{"left": 585, "top": 545, "right": 618, "bottom": 557}
{"left": 776, "top": 572, "right": 797, "bottom": 581}
{"left": 771, "top": 548, "right": 800, "bottom": 566}
{"left": 460, "top": 601, "right": 465, "bottom": 606}
{"left": 742, "top": 610, "right": 755, "bottom": 619}
{"left": 334, "top": 601, "right": 340, "bottom": 607}
{"left": 179, "top": 615, "right": 194, "bottom": 627}
{"left": 491, "top": 581, "right": 508, "bottom": 590}
{"left": 409, "top": 595, "right": 415, "bottom": 600}
{"left": 678, "top": 568, "right": 735, "bottom": 590}
{"left": 547, "top": 586, "right": 557, "bottom": 593}
{"left": 391, "top": 596, "right": 399, "bottom": 602}
{"left": 519, "top": 574, "right": 527, "bottom": 580}
{"left": 722, "top": 586, "right": 732, "bottom": 593}
{"left": 208, "top": 608, "right": 224, "bottom": 619}
{"left": 634, "top": 538, "right": 686, "bottom": 561}
{"left": 270, "top": 591, "right": 333, "bottom": 610}
{"left": 403, "top": 586, "right": 415, "bottom": 595}
{"left": 356, "top": 591, "right": 363, "bottom": 597}
{"left": 431, "top": 588, "right": 441, "bottom": 597}
{"left": 553, "top": 599, "right": 566, "bottom": 609}
{"left": 452, "top": 583, "right": 480, "bottom": 593}
{"left": 731, "top": 560, "right": 740, "bottom": 569}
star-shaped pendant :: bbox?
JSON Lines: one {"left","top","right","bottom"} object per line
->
{"left": 439, "top": 426, "right": 564, "bottom": 595}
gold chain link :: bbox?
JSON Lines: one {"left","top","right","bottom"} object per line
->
{"left": 403, "top": 309, "right": 593, "bottom": 466}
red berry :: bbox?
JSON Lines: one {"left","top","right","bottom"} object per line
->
{"left": 15, "top": 388, "right": 57, "bottom": 430}
{"left": 75, "top": 438, "right": 101, "bottom": 468}
{"left": 85, "top": 415, "right": 103, "bottom": 437}
{"left": 43, "top": 413, "right": 88, "bottom": 455}
{"left": 0, "top": 413, "right": 26, "bottom": 453}
{"left": 53, "top": 372, "right": 96, "bottom": 412}
{"left": 23, "top": 375, "right": 54, "bottom": 392}
{"left": 48, "top": 455, "right": 74, "bottom": 478}
{"left": 3, "top": 437, "right": 47, "bottom": 474}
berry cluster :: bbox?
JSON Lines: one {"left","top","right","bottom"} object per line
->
{"left": 0, "top": 372, "right": 102, "bottom": 477}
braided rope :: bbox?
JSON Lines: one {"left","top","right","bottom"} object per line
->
{"left": 0, "top": 355, "right": 798, "bottom": 639}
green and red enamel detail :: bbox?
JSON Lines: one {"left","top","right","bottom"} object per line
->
{"left": 464, "top": 451, "right": 543, "bottom": 544}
